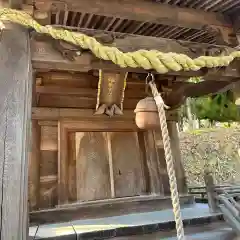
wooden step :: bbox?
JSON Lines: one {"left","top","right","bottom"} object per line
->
{"left": 30, "top": 203, "right": 226, "bottom": 239}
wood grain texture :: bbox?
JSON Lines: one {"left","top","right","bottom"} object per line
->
{"left": 29, "top": 120, "right": 41, "bottom": 211}
{"left": 32, "top": 107, "right": 179, "bottom": 121}
{"left": 75, "top": 132, "right": 111, "bottom": 201}
{"left": 36, "top": 86, "right": 146, "bottom": 99}
{"left": 38, "top": 95, "right": 140, "bottom": 109}
{"left": 40, "top": 125, "right": 58, "bottom": 150}
{"left": 39, "top": 174, "right": 58, "bottom": 209}
{"left": 30, "top": 195, "right": 194, "bottom": 224}
{"left": 106, "top": 133, "right": 115, "bottom": 198}
{"left": 32, "top": 40, "right": 239, "bottom": 79}
{"left": 153, "top": 130, "right": 170, "bottom": 195}
{"left": 58, "top": 121, "right": 69, "bottom": 204}
{"left": 110, "top": 132, "right": 146, "bottom": 197}
{"left": 38, "top": 0, "right": 232, "bottom": 30}
{"left": 68, "top": 132, "right": 77, "bottom": 202}
{"left": 0, "top": 25, "right": 32, "bottom": 239}
{"left": 167, "top": 121, "right": 187, "bottom": 194}
{"left": 144, "top": 131, "right": 163, "bottom": 194}
{"left": 38, "top": 124, "right": 58, "bottom": 208}
{"left": 40, "top": 151, "right": 58, "bottom": 177}
{"left": 57, "top": 119, "right": 141, "bottom": 204}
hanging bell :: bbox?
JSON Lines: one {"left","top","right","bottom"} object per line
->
{"left": 134, "top": 97, "right": 160, "bottom": 129}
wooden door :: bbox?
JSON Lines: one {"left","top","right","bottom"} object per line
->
{"left": 75, "top": 131, "right": 146, "bottom": 201}
{"left": 75, "top": 132, "right": 111, "bottom": 201}
{"left": 110, "top": 132, "right": 146, "bottom": 197}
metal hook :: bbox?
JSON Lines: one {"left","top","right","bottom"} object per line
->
{"left": 145, "top": 72, "right": 155, "bottom": 85}
{"left": 145, "top": 72, "right": 155, "bottom": 96}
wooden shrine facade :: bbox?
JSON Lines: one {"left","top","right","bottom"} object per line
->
{"left": 0, "top": 0, "right": 239, "bottom": 239}
{"left": 29, "top": 70, "right": 186, "bottom": 209}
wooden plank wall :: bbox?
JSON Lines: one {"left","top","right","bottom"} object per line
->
{"left": 29, "top": 71, "right": 177, "bottom": 210}
{"left": 39, "top": 124, "right": 58, "bottom": 208}
{"left": 29, "top": 124, "right": 168, "bottom": 210}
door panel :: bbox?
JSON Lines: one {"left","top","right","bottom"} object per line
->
{"left": 110, "top": 132, "right": 146, "bottom": 197}
{"left": 75, "top": 132, "right": 111, "bottom": 201}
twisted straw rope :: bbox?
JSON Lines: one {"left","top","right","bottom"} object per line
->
{"left": 149, "top": 81, "right": 185, "bottom": 240}
{"left": 0, "top": 8, "right": 240, "bottom": 74}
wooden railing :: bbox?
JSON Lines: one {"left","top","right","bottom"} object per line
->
{"left": 188, "top": 181, "right": 240, "bottom": 235}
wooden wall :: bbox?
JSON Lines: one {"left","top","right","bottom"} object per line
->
{"left": 29, "top": 71, "right": 186, "bottom": 210}
{"left": 29, "top": 121, "right": 170, "bottom": 210}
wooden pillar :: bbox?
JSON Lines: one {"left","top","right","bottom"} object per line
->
{"left": 204, "top": 170, "right": 218, "bottom": 212}
{"left": 167, "top": 121, "right": 187, "bottom": 194}
{"left": 29, "top": 120, "right": 41, "bottom": 211}
{"left": 0, "top": 24, "right": 32, "bottom": 239}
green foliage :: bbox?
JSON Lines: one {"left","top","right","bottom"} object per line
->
{"left": 194, "top": 92, "right": 240, "bottom": 122}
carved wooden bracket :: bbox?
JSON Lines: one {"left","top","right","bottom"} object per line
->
{"left": 95, "top": 70, "right": 128, "bottom": 117}
{"left": 34, "top": 1, "right": 52, "bottom": 25}
{"left": 202, "top": 25, "right": 236, "bottom": 47}
{"left": 176, "top": 40, "right": 229, "bottom": 57}
{"left": 162, "top": 79, "right": 237, "bottom": 109}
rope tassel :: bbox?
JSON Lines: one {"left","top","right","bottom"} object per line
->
{"left": 0, "top": 8, "right": 240, "bottom": 74}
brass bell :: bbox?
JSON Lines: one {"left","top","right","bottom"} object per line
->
{"left": 134, "top": 97, "right": 160, "bottom": 129}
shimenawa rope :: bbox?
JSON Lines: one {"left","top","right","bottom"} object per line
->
{"left": 0, "top": 8, "right": 240, "bottom": 74}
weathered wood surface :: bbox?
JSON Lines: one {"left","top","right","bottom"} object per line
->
{"left": 58, "top": 120, "right": 144, "bottom": 204}
{"left": 143, "top": 131, "right": 163, "bottom": 194}
{"left": 39, "top": 125, "right": 58, "bottom": 209}
{"left": 68, "top": 132, "right": 77, "bottom": 202}
{"left": 30, "top": 195, "right": 194, "bottom": 225}
{"left": 58, "top": 121, "right": 68, "bottom": 204}
{"left": 153, "top": 130, "right": 171, "bottom": 195}
{"left": 76, "top": 132, "right": 111, "bottom": 201}
{"left": 31, "top": 39, "right": 240, "bottom": 79}
{"left": 35, "top": 0, "right": 232, "bottom": 31}
{"left": 110, "top": 132, "right": 146, "bottom": 197}
{"left": 29, "top": 121, "right": 41, "bottom": 211}
{"left": 40, "top": 125, "right": 58, "bottom": 151}
{"left": 32, "top": 107, "right": 179, "bottom": 121}
{"left": 167, "top": 121, "right": 187, "bottom": 194}
{"left": 0, "top": 24, "right": 32, "bottom": 239}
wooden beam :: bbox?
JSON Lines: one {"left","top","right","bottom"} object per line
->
{"left": 37, "top": 0, "right": 232, "bottom": 32}
{"left": 0, "top": 24, "right": 32, "bottom": 239}
{"left": 36, "top": 86, "right": 97, "bottom": 97}
{"left": 9, "top": 0, "right": 22, "bottom": 9}
{"left": 32, "top": 107, "right": 179, "bottom": 121}
{"left": 0, "top": 2, "right": 33, "bottom": 14}
{"left": 36, "top": 86, "right": 146, "bottom": 99}
{"left": 31, "top": 38, "right": 240, "bottom": 79}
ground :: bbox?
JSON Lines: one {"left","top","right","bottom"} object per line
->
{"left": 179, "top": 124, "right": 240, "bottom": 187}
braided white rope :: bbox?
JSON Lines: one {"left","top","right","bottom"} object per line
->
{"left": 149, "top": 81, "right": 185, "bottom": 240}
